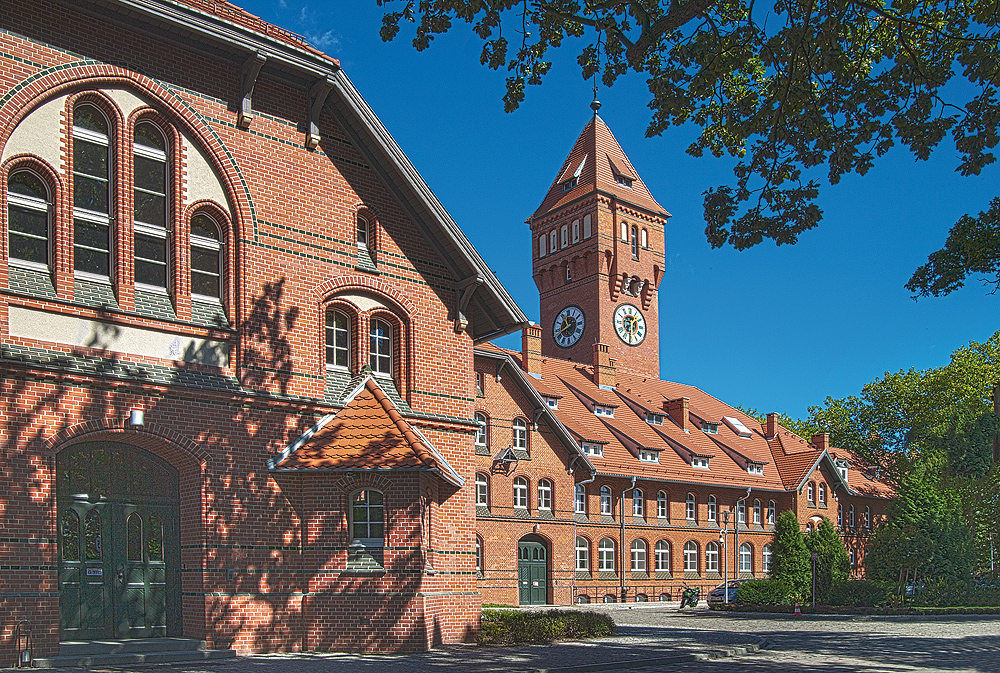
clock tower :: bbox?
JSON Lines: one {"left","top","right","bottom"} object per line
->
{"left": 527, "top": 104, "right": 669, "bottom": 380}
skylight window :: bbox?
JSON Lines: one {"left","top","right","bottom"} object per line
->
{"left": 723, "top": 416, "right": 753, "bottom": 438}
{"left": 645, "top": 412, "right": 664, "bottom": 426}
{"left": 691, "top": 456, "right": 710, "bottom": 470}
{"left": 747, "top": 463, "right": 764, "bottom": 475}
{"left": 638, "top": 450, "right": 659, "bottom": 463}
{"left": 581, "top": 443, "right": 604, "bottom": 457}
{"left": 594, "top": 405, "right": 615, "bottom": 418}
{"left": 701, "top": 422, "right": 719, "bottom": 434}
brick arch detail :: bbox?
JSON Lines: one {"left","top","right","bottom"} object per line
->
{"left": 0, "top": 61, "right": 254, "bottom": 241}
{"left": 312, "top": 275, "right": 419, "bottom": 319}
{"left": 43, "top": 417, "right": 209, "bottom": 465}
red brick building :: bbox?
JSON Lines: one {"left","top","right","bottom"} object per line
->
{"left": 472, "top": 113, "right": 894, "bottom": 606}
{"left": 0, "top": 0, "right": 526, "bottom": 659}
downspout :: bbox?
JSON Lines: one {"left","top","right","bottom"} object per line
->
{"left": 621, "top": 475, "right": 636, "bottom": 601}
{"left": 569, "top": 457, "right": 597, "bottom": 605}
{"left": 734, "top": 487, "right": 751, "bottom": 579}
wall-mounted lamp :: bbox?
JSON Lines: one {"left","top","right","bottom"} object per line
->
{"left": 128, "top": 410, "right": 144, "bottom": 427}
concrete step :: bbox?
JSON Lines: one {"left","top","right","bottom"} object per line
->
{"left": 32, "top": 639, "right": 236, "bottom": 668}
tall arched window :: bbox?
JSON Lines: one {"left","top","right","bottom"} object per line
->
{"left": 685, "top": 493, "right": 696, "bottom": 521}
{"left": 575, "top": 484, "right": 586, "bottom": 514}
{"left": 630, "top": 225, "right": 639, "bottom": 258}
{"left": 707, "top": 495, "right": 717, "bottom": 522}
{"left": 632, "top": 489, "right": 644, "bottom": 517}
{"left": 630, "top": 539, "right": 647, "bottom": 572}
{"left": 865, "top": 505, "right": 871, "bottom": 528}
{"left": 538, "top": 479, "right": 552, "bottom": 510}
{"left": 838, "top": 503, "right": 843, "bottom": 527}
{"left": 753, "top": 499, "right": 761, "bottom": 525}
{"left": 572, "top": 219, "right": 580, "bottom": 242}
{"left": 737, "top": 499, "right": 746, "bottom": 524}
{"left": 356, "top": 214, "right": 370, "bottom": 248}
{"left": 325, "top": 309, "right": 350, "bottom": 369}
{"left": 549, "top": 229, "right": 557, "bottom": 252}
{"left": 513, "top": 477, "right": 528, "bottom": 509}
{"left": 768, "top": 500, "right": 776, "bottom": 525}
{"left": 475, "top": 412, "right": 489, "bottom": 448}
{"left": 133, "top": 121, "right": 169, "bottom": 290}
{"left": 476, "top": 535, "right": 483, "bottom": 573}
{"left": 512, "top": 418, "right": 527, "bottom": 450}
{"left": 575, "top": 537, "right": 589, "bottom": 571}
{"left": 739, "top": 543, "right": 752, "bottom": 572}
{"left": 598, "top": 538, "right": 615, "bottom": 571}
{"left": 819, "top": 482, "right": 827, "bottom": 505}
{"left": 560, "top": 224, "right": 568, "bottom": 248}
{"left": 657, "top": 491, "right": 668, "bottom": 519}
{"left": 683, "top": 541, "right": 698, "bottom": 572}
{"left": 369, "top": 318, "right": 392, "bottom": 374}
{"left": 706, "top": 541, "right": 719, "bottom": 571}
{"left": 475, "top": 473, "right": 489, "bottom": 507}
{"left": 807, "top": 482, "right": 815, "bottom": 503}
{"left": 600, "top": 485, "right": 613, "bottom": 515}
{"left": 849, "top": 504, "right": 856, "bottom": 527}
{"left": 640, "top": 228, "right": 648, "bottom": 248}
{"left": 7, "top": 170, "right": 50, "bottom": 268}
{"left": 191, "top": 212, "right": 223, "bottom": 301}
{"left": 762, "top": 543, "right": 773, "bottom": 573}
{"left": 620, "top": 221, "right": 628, "bottom": 241}
{"left": 655, "top": 540, "right": 670, "bottom": 572}
{"left": 73, "top": 104, "right": 112, "bottom": 278}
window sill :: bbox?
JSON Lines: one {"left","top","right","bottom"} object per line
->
{"left": 342, "top": 568, "right": 386, "bottom": 577}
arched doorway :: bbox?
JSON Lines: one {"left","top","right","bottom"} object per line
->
{"left": 57, "top": 442, "right": 181, "bottom": 640}
{"left": 517, "top": 534, "right": 548, "bottom": 605}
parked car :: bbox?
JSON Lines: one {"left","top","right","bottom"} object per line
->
{"left": 707, "top": 580, "right": 744, "bottom": 608}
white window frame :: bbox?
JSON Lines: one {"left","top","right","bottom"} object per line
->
{"left": 512, "top": 418, "right": 528, "bottom": 450}
{"left": 762, "top": 544, "right": 773, "bottom": 573}
{"left": 475, "top": 412, "right": 488, "bottom": 447}
{"left": 538, "top": 479, "right": 552, "bottom": 510}
{"left": 707, "top": 495, "right": 717, "bottom": 522}
{"left": 575, "top": 484, "right": 586, "bottom": 514}
{"left": 739, "top": 543, "right": 752, "bottom": 572}
{"left": 576, "top": 537, "right": 589, "bottom": 571}
{"left": 349, "top": 489, "right": 385, "bottom": 549}
{"left": 737, "top": 500, "right": 746, "bottom": 525}
{"left": 325, "top": 309, "right": 350, "bottom": 370}
{"left": 632, "top": 489, "right": 644, "bottom": 518}
{"left": 513, "top": 477, "right": 528, "bottom": 509}
{"left": 369, "top": 318, "right": 393, "bottom": 376}
{"left": 72, "top": 106, "right": 113, "bottom": 282}
{"left": 638, "top": 449, "right": 658, "bottom": 463}
{"left": 685, "top": 493, "right": 696, "bottom": 521}
{"left": 692, "top": 456, "right": 709, "bottom": 469}
{"left": 598, "top": 538, "right": 615, "bottom": 572}
{"left": 630, "top": 539, "right": 647, "bottom": 572}
{"left": 132, "top": 121, "right": 170, "bottom": 293}
{"left": 706, "top": 541, "right": 719, "bottom": 572}
{"left": 475, "top": 473, "right": 488, "bottom": 507}
{"left": 190, "top": 212, "right": 224, "bottom": 303}
{"left": 819, "top": 483, "right": 827, "bottom": 505}
{"left": 657, "top": 491, "right": 668, "bottom": 519}
{"left": 807, "top": 482, "right": 815, "bottom": 503}
{"left": 683, "top": 542, "right": 698, "bottom": 572}
{"left": 768, "top": 500, "right": 776, "bottom": 525}
{"left": 582, "top": 442, "right": 603, "bottom": 457}
{"left": 655, "top": 540, "right": 670, "bottom": 572}
{"left": 753, "top": 499, "right": 761, "bottom": 525}
{"left": 538, "top": 234, "right": 546, "bottom": 257}
{"left": 7, "top": 170, "right": 52, "bottom": 271}
{"left": 600, "top": 486, "right": 613, "bottom": 516}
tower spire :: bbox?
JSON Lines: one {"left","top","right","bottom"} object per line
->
{"left": 591, "top": 76, "right": 601, "bottom": 116}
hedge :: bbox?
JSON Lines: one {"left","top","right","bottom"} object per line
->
{"left": 478, "top": 609, "right": 616, "bottom": 645}
{"left": 736, "top": 579, "right": 789, "bottom": 605}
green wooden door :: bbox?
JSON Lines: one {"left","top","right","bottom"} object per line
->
{"left": 58, "top": 442, "right": 180, "bottom": 640}
{"left": 517, "top": 537, "right": 548, "bottom": 605}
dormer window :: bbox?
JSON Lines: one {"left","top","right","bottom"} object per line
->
{"left": 692, "top": 456, "right": 709, "bottom": 470}
{"left": 581, "top": 443, "right": 603, "bottom": 457}
{"left": 835, "top": 459, "right": 849, "bottom": 481}
{"left": 701, "top": 422, "right": 719, "bottom": 434}
{"left": 594, "top": 405, "right": 615, "bottom": 418}
{"left": 645, "top": 412, "right": 664, "bottom": 426}
{"left": 638, "top": 450, "right": 658, "bottom": 463}
{"left": 747, "top": 463, "right": 764, "bottom": 476}
{"left": 616, "top": 174, "right": 633, "bottom": 188}
{"left": 562, "top": 176, "right": 578, "bottom": 192}
{"left": 544, "top": 396, "right": 558, "bottom": 409}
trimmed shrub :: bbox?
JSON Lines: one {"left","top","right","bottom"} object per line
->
{"left": 772, "top": 510, "right": 811, "bottom": 600}
{"left": 736, "top": 579, "right": 789, "bottom": 605}
{"left": 478, "top": 609, "right": 616, "bottom": 645}
{"left": 828, "top": 580, "right": 894, "bottom": 607}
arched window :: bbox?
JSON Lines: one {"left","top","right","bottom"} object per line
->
{"left": 133, "top": 121, "right": 169, "bottom": 290}
{"left": 865, "top": 505, "right": 871, "bottom": 528}
{"left": 768, "top": 500, "right": 776, "bottom": 525}
{"left": 707, "top": 495, "right": 717, "bottom": 522}
{"left": 60, "top": 509, "right": 80, "bottom": 561}
{"left": 126, "top": 512, "right": 143, "bottom": 561}
{"left": 475, "top": 473, "right": 489, "bottom": 507}
{"left": 575, "top": 536, "right": 589, "bottom": 571}
{"left": 838, "top": 503, "right": 843, "bottom": 527}
{"left": 655, "top": 540, "right": 670, "bottom": 572}
{"left": 513, "top": 477, "right": 528, "bottom": 509}
{"left": 549, "top": 229, "right": 557, "bottom": 252}
{"left": 683, "top": 541, "right": 698, "bottom": 572}
{"left": 849, "top": 504, "right": 856, "bottom": 527}
{"left": 818, "top": 482, "right": 827, "bottom": 505}
{"left": 191, "top": 212, "right": 223, "bottom": 301}
{"left": 560, "top": 224, "right": 568, "bottom": 248}
{"left": 657, "top": 491, "right": 668, "bottom": 519}
{"left": 538, "top": 479, "right": 552, "bottom": 510}
{"left": 475, "top": 412, "right": 489, "bottom": 448}
{"left": 575, "top": 484, "right": 586, "bottom": 514}
{"left": 632, "top": 489, "right": 644, "bottom": 517}
{"left": 630, "top": 225, "right": 639, "bottom": 258}
{"left": 807, "top": 482, "right": 815, "bottom": 503}
{"left": 538, "top": 234, "right": 546, "bottom": 257}
{"left": 350, "top": 489, "right": 384, "bottom": 548}
{"left": 583, "top": 214, "right": 592, "bottom": 238}
{"left": 640, "top": 228, "right": 648, "bottom": 248}
{"left": 706, "top": 541, "right": 719, "bottom": 571}
{"left": 600, "top": 485, "right": 613, "bottom": 515}
{"left": 739, "top": 543, "right": 752, "bottom": 572}
{"left": 369, "top": 318, "right": 392, "bottom": 375}
{"left": 630, "top": 539, "right": 647, "bottom": 572}
{"left": 325, "top": 309, "right": 350, "bottom": 369}
{"left": 598, "top": 538, "right": 615, "bottom": 571}
{"left": 7, "top": 170, "right": 50, "bottom": 268}
{"left": 512, "top": 417, "right": 527, "bottom": 450}
{"left": 762, "top": 543, "right": 773, "bottom": 573}
{"left": 849, "top": 548, "right": 857, "bottom": 566}
{"left": 620, "top": 221, "right": 628, "bottom": 241}
{"left": 753, "top": 499, "right": 761, "bottom": 525}
{"left": 73, "top": 103, "right": 112, "bottom": 278}
{"left": 737, "top": 499, "right": 746, "bottom": 524}
{"left": 356, "top": 214, "right": 370, "bottom": 248}
{"left": 572, "top": 219, "right": 580, "bottom": 242}
{"left": 686, "top": 493, "right": 696, "bottom": 521}
{"left": 475, "top": 535, "right": 483, "bottom": 573}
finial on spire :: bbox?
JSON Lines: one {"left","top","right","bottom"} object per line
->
{"left": 591, "top": 78, "right": 601, "bottom": 115}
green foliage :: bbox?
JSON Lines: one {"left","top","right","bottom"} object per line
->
{"left": 380, "top": 0, "right": 1000, "bottom": 293}
{"left": 477, "top": 609, "right": 615, "bottom": 645}
{"left": 806, "top": 518, "right": 851, "bottom": 604}
{"left": 771, "top": 510, "right": 810, "bottom": 601}
{"left": 828, "top": 580, "right": 894, "bottom": 608}
{"left": 736, "top": 579, "right": 789, "bottom": 605}
{"left": 737, "top": 407, "right": 822, "bottom": 442}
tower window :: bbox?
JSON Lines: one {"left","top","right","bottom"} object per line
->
{"left": 550, "top": 230, "right": 557, "bottom": 253}
{"left": 7, "top": 170, "right": 50, "bottom": 268}
{"left": 620, "top": 221, "right": 628, "bottom": 241}
{"left": 538, "top": 234, "right": 546, "bottom": 257}
{"left": 562, "top": 176, "right": 578, "bottom": 192}
{"left": 641, "top": 228, "right": 648, "bottom": 248}
{"left": 565, "top": 265, "right": 571, "bottom": 283}
{"left": 572, "top": 219, "right": 580, "bottom": 243}
{"left": 560, "top": 225, "right": 568, "bottom": 249}
{"left": 631, "top": 225, "right": 639, "bottom": 259}
{"left": 616, "top": 174, "right": 633, "bottom": 188}
{"left": 583, "top": 214, "right": 592, "bottom": 239}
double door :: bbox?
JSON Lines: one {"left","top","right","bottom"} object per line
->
{"left": 518, "top": 538, "right": 548, "bottom": 605}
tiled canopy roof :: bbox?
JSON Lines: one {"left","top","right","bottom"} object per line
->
{"left": 268, "top": 376, "right": 463, "bottom": 486}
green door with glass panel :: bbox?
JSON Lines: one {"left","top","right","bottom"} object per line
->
{"left": 517, "top": 535, "right": 548, "bottom": 605}
{"left": 57, "top": 442, "right": 180, "bottom": 640}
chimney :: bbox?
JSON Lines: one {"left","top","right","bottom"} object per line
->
{"left": 521, "top": 323, "right": 542, "bottom": 378}
{"left": 663, "top": 397, "right": 690, "bottom": 432}
{"left": 812, "top": 432, "right": 830, "bottom": 451}
{"left": 593, "top": 343, "right": 616, "bottom": 388}
{"left": 766, "top": 412, "right": 779, "bottom": 440}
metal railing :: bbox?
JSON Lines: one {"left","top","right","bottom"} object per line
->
{"left": 572, "top": 583, "right": 716, "bottom": 604}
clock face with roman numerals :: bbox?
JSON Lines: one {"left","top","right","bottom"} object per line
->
{"left": 553, "top": 306, "right": 586, "bottom": 348}
{"left": 613, "top": 303, "right": 646, "bottom": 346}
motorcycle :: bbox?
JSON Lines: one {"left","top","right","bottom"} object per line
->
{"left": 679, "top": 584, "right": 701, "bottom": 608}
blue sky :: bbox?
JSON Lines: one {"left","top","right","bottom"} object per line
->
{"left": 244, "top": 1, "right": 997, "bottom": 420}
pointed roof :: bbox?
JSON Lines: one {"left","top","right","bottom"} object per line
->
{"left": 267, "top": 376, "right": 463, "bottom": 486}
{"left": 530, "top": 115, "right": 668, "bottom": 221}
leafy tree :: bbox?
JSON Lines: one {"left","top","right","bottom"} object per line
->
{"left": 379, "top": 0, "right": 1000, "bottom": 292}
{"left": 805, "top": 518, "right": 850, "bottom": 603}
{"left": 737, "top": 407, "right": 822, "bottom": 443}
{"left": 771, "top": 509, "right": 810, "bottom": 601}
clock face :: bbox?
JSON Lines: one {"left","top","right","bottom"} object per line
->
{"left": 553, "top": 306, "right": 586, "bottom": 348}
{"left": 613, "top": 303, "right": 646, "bottom": 346}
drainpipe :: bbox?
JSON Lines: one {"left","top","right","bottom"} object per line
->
{"left": 734, "top": 487, "right": 751, "bottom": 579}
{"left": 621, "top": 475, "right": 636, "bottom": 602}
{"left": 569, "top": 458, "right": 597, "bottom": 605}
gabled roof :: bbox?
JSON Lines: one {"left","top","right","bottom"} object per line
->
{"left": 529, "top": 115, "right": 668, "bottom": 222}
{"left": 268, "top": 376, "right": 463, "bottom": 486}
{"left": 98, "top": 0, "right": 527, "bottom": 342}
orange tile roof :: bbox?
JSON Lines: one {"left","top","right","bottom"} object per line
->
{"left": 270, "top": 377, "right": 461, "bottom": 485}
{"left": 530, "top": 115, "right": 668, "bottom": 221}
